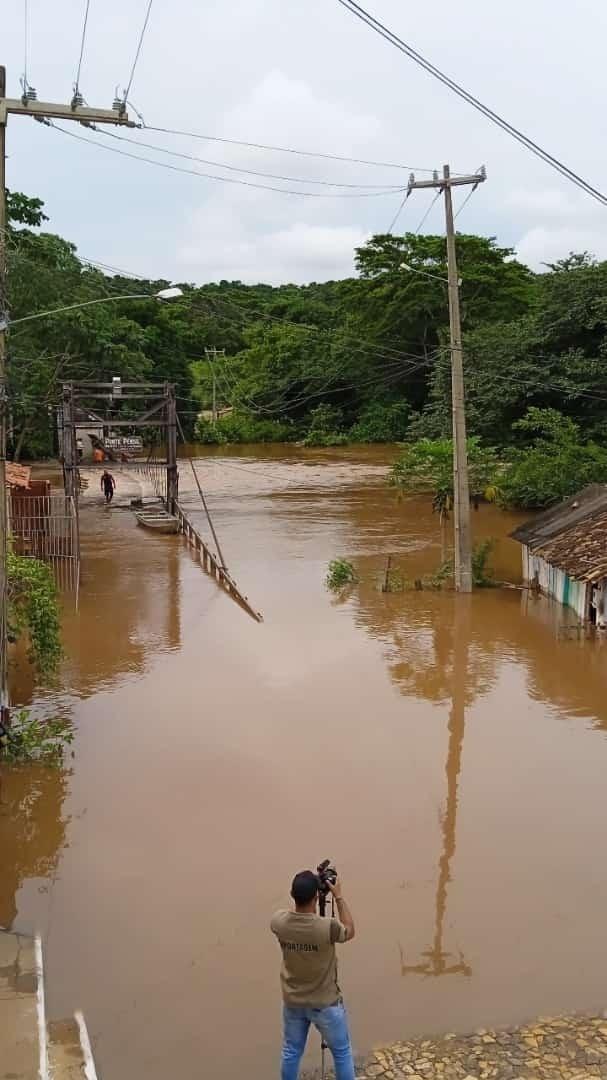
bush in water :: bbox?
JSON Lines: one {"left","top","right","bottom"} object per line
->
{"left": 326, "top": 558, "right": 359, "bottom": 591}
{"left": 195, "top": 410, "right": 294, "bottom": 445}
{"left": 1, "top": 710, "right": 73, "bottom": 764}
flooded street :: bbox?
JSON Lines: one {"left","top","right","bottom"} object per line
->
{"left": 3, "top": 445, "right": 607, "bottom": 1080}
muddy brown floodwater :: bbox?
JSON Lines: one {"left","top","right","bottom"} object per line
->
{"left": 2, "top": 444, "right": 607, "bottom": 1080}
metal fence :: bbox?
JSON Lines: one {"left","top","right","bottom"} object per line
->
{"left": 9, "top": 492, "right": 80, "bottom": 563}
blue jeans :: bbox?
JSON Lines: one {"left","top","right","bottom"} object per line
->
{"left": 281, "top": 1002, "right": 355, "bottom": 1080}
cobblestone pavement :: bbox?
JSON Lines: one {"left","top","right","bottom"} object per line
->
{"left": 356, "top": 1015, "right": 607, "bottom": 1080}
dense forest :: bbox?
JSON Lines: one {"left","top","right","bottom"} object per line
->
{"left": 6, "top": 190, "right": 607, "bottom": 504}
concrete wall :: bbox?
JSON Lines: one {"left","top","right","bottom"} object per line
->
{"left": 56, "top": 416, "right": 104, "bottom": 462}
{"left": 77, "top": 428, "right": 105, "bottom": 461}
{"left": 522, "top": 545, "right": 589, "bottom": 620}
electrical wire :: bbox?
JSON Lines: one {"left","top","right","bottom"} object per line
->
{"left": 210, "top": 337, "right": 424, "bottom": 417}
{"left": 203, "top": 295, "right": 607, "bottom": 412}
{"left": 80, "top": 255, "right": 142, "bottom": 278}
{"left": 8, "top": 242, "right": 436, "bottom": 373}
{"left": 201, "top": 298, "right": 440, "bottom": 413}
{"left": 414, "top": 190, "right": 441, "bottom": 234}
{"left": 386, "top": 191, "right": 409, "bottom": 234}
{"left": 48, "top": 123, "right": 405, "bottom": 199}
{"left": 123, "top": 0, "right": 154, "bottom": 106}
{"left": 74, "top": 0, "right": 92, "bottom": 100}
{"left": 98, "top": 128, "right": 404, "bottom": 190}
{"left": 211, "top": 353, "right": 425, "bottom": 418}
{"left": 143, "top": 124, "right": 440, "bottom": 173}
{"left": 23, "top": 0, "right": 29, "bottom": 90}
{"left": 204, "top": 290, "right": 437, "bottom": 364}
{"left": 201, "top": 297, "right": 440, "bottom": 412}
{"left": 192, "top": 300, "right": 435, "bottom": 416}
{"left": 11, "top": 240, "right": 607, "bottom": 409}
{"left": 335, "top": 0, "right": 607, "bottom": 207}
{"left": 202, "top": 321, "right": 385, "bottom": 416}
{"left": 454, "top": 187, "right": 476, "bottom": 222}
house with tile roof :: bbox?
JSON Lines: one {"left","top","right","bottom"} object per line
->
{"left": 511, "top": 484, "right": 607, "bottom": 625}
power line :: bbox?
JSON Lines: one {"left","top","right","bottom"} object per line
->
{"left": 23, "top": 0, "right": 29, "bottom": 89}
{"left": 209, "top": 293, "right": 607, "bottom": 411}
{"left": 335, "top": 0, "right": 607, "bottom": 207}
{"left": 200, "top": 299, "right": 439, "bottom": 416}
{"left": 123, "top": 0, "right": 154, "bottom": 106}
{"left": 414, "top": 191, "right": 441, "bottom": 234}
{"left": 143, "top": 123, "right": 440, "bottom": 173}
{"left": 99, "top": 128, "right": 403, "bottom": 189}
{"left": 74, "top": 0, "right": 92, "bottom": 101}
{"left": 386, "top": 191, "right": 409, "bottom": 234}
{"left": 48, "top": 123, "right": 405, "bottom": 199}
{"left": 204, "top": 290, "right": 439, "bottom": 364}
{"left": 210, "top": 352, "right": 425, "bottom": 418}
{"left": 209, "top": 333, "right": 408, "bottom": 417}
{"left": 80, "top": 255, "right": 142, "bottom": 278}
{"left": 454, "top": 186, "right": 476, "bottom": 222}
{"left": 454, "top": 166, "right": 483, "bottom": 222}
{"left": 8, "top": 239, "right": 436, "bottom": 368}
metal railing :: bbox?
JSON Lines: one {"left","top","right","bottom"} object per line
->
{"left": 9, "top": 492, "right": 79, "bottom": 561}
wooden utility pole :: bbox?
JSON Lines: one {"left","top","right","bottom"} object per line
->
{"left": 407, "top": 165, "right": 486, "bottom": 592}
{"left": 0, "top": 66, "right": 135, "bottom": 722}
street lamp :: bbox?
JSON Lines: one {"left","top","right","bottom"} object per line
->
{"left": 0, "top": 286, "right": 184, "bottom": 330}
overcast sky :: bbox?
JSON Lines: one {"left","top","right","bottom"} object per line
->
{"left": 4, "top": 0, "right": 607, "bottom": 285}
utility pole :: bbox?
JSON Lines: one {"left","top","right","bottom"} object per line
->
{"left": 204, "top": 347, "right": 225, "bottom": 423}
{"left": 166, "top": 384, "right": 178, "bottom": 513}
{"left": 0, "top": 66, "right": 135, "bottom": 723}
{"left": 407, "top": 165, "right": 486, "bottom": 592}
{"left": 61, "top": 384, "right": 77, "bottom": 500}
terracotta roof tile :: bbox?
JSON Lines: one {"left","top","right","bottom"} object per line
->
{"left": 6, "top": 463, "right": 31, "bottom": 489}
{"left": 535, "top": 506, "right": 607, "bottom": 581}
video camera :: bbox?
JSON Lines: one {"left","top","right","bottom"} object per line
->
{"left": 316, "top": 859, "right": 337, "bottom": 916}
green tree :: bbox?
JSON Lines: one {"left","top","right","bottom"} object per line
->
{"left": 389, "top": 436, "right": 499, "bottom": 516}
{"left": 499, "top": 408, "right": 607, "bottom": 508}
{"left": 6, "top": 192, "right": 200, "bottom": 454}
{"left": 7, "top": 553, "right": 62, "bottom": 676}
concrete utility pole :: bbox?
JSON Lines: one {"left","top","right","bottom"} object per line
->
{"left": 166, "top": 384, "right": 178, "bottom": 512}
{"left": 204, "top": 347, "right": 225, "bottom": 423}
{"left": 407, "top": 165, "right": 486, "bottom": 592}
{"left": 0, "top": 65, "right": 135, "bottom": 723}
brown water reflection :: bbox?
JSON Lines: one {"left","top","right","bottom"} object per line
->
{"left": 400, "top": 600, "right": 471, "bottom": 980}
{"left": 4, "top": 446, "right": 607, "bottom": 1080}
{"left": 0, "top": 764, "right": 70, "bottom": 930}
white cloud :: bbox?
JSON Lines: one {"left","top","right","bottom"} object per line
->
{"left": 4, "top": 0, "right": 607, "bottom": 282}
{"left": 180, "top": 214, "right": 369, "bottom": 284}
{"left": 516, "top": 226, "right": 607, "bottom": 271}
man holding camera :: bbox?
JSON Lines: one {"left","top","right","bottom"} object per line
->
{"left": 271, "top": 868, "right": 356, "bottom": 1080}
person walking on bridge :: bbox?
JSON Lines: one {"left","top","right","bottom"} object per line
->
{"left": 100, "top": 470, "right": 116, "bottom": 504}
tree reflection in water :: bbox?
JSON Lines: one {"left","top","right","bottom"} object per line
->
{"left": 0, "top": 762, "right": 69, "bottom": 929}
